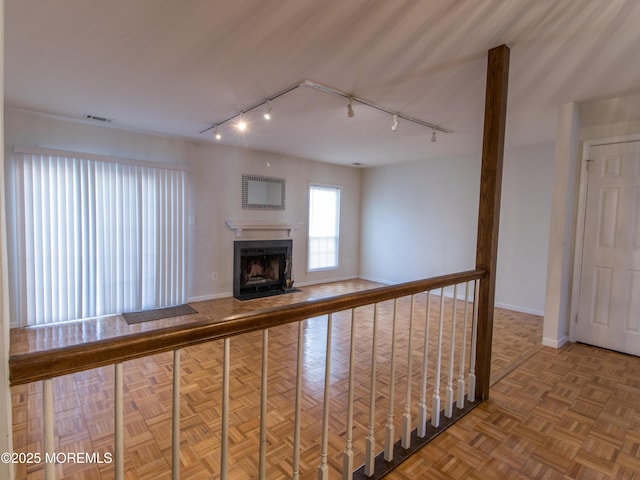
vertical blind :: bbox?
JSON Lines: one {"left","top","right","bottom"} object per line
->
{"left": 8, "top": 147, "right": 187, "bottom": 326}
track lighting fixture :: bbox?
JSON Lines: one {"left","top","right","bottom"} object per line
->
{"left": 347, "top": 97, "right": 355, "bottom": 118}
{"left": 391, "top": 114, "right": 399, "bottom": 132}
{"left": 200, "top": 79, "right": 451, "bottom": 141}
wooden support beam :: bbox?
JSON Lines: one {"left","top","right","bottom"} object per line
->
{"left": 475, "top": 44, "right": 510, "bottom": 401}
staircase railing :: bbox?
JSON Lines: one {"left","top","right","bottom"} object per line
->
{"left": 10, "top": 268, "right": 485, "bottom": 479}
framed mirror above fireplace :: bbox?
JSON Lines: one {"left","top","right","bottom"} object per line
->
{"left": 242, "top": 174, "right": 286, "bottom": 210}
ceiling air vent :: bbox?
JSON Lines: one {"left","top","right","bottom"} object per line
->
{"left": 84, "top": 114, "right": 113, "bottom": 123}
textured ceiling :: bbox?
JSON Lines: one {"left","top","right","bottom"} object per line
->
{"left": 5, "top": 0, "right": 640, "bottom": 167}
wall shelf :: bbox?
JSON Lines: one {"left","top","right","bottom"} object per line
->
{"left": 225, "top": 220, "right": 303, "bottom": 238}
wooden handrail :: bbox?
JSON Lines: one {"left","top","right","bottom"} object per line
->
{"left": 9, "top": 268, "right": 485, "bottom": 386}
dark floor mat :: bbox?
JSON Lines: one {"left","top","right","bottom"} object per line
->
{"left": 122, "top": 304, "right": 198, "bottom": 324}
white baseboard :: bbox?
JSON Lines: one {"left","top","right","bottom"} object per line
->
{"left": 542, "top": 335, "right": 568, "bottom": 349}
{"left": 360, "top": 279, "right": 544, "bottom": 317}
{"left": 188, "top": 292, "right": 231, "bottom": 303}
{"left": 357, "top": 275, "right": 394, "bottom": 285}
{"left": 494, "top": 302, "right": 544, "bottom": 317}
{"left": 296, "top": 274, "right": 359, "bottom": 287}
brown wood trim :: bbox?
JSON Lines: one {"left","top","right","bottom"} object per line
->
{"left": 475, "top": 44, "right": 510, "bottom": 401}
{"left": 9, "top": 268, "right": 485, "bottom": 386}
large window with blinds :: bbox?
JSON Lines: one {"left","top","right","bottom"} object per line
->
{"left": 6, "top": 147, "right": 187, "bottom": 326}
{"left": 307, "top": 184, "right": 341, "bottom": 271}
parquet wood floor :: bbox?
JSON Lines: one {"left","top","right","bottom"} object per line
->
{"left": 385, "top": 343, "right": 640, "bottom": 480}
{"left": 11, "top": 281, "right": 637, "bottom": 479}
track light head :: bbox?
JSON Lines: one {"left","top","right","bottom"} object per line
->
{"left": 391, "top": 114, "right": 399, "bottom": 132}
{"left": 347, "top": 98, "right": 355, "bottom": 118}
{"left": 264, "top": 102, "right": 272, "bottom": 120}
{"left": 213, "top": 126, "right": 222, "bottom": 140}
{"left": 431, "top": 128, "right": 437, "bottom": 143}
{"left": 236, "top": 114, "right": 248, "bottom": 131}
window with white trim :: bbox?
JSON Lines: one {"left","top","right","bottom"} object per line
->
{"left": 7, "top": 147, "right": 187, "bottom": 326}
{"left": 308, "top": 184, "right": 340, "bottom": 271}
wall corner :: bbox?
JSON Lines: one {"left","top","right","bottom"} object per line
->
{"left": 542, "top": 102, "right": 581, "bottom": 348}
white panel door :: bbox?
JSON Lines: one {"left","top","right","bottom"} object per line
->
{"left": 577, "top": 141, "right": 640, "bottom": 356}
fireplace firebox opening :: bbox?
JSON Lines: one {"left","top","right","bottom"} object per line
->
{"left": 233, "top": 240, "right": 294, "bottom": 300}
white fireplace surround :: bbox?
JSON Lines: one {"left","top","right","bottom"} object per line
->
{"left": 226, "top": 220, "right": 304, "bottom": 238}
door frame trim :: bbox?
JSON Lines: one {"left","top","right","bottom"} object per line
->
{"left": 569, "top": 134, "right": 640, "bottom": 343}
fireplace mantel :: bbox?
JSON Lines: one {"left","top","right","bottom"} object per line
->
{"left": 226, "top": 220, "right": 303, "bottom": 238}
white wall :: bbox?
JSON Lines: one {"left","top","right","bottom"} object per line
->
{"left": 360, "top": 154, "right": 480, "bottom": 285}
{"left": 360, "top": 142, "right": 555, "bottom": 315}
{"left": 0, "top": 1, "right": 14, "bottom": 475}
{"left": 3, "top": 109, "right": 362, "bottom": 305}
{"left": 580, "top": 119, "right": 640, "bottom": 142}
{"left": 543, "top": 103, "right": 581, "bottom": 348}
{"left": 4, "top": 109, "right": 192, "bottom": 167}
{"left": 497, "top": 143, "right": 555, "bottom": 314}
{"left": 187, "top": 140, "right": 362, "bottom": 300}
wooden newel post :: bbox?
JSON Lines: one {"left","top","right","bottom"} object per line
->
{"left": 475, "top": 44, "right": 510, "bottom": 401}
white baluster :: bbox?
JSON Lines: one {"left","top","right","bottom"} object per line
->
{"left": 418, "top": 291, "right": 432, "bottom": 438}
{"left": 384, "top": 299, "right": 398, "bottom": 461}
{"left": 365, "top": 304, "right": 379, "bottom": 477}
{"left": 293, "top": 322, "right": 304, "bottom": 480}
{"left": 445, "top": 284, "right": 458, "bottom": 418}
{"left": 259, "top": 329, "right": 269, "bottom": 480}
{"left": 221, "top": 338, "right": 230, "bottom": 480}
{"left": 114, "top": 364, "right": 124, "bottom": 480}
{"left": 343, "top": 309, "right": 356, "bottom": 480}
{"left": 172, "top": 350, "right": 180, "bottom": 480}
{"left": 431, "top": 289, "right": 445, "bottom": 428}
{"left": 457, "top": 282, "right": 471, "bottom": 408}
{"left": 43, "top": 378, "right": 55, "bottom": 480}
{"left": 318, "top": 314, "right": 333, "bottom": 480}
{"left": 468, "top": 280, "right": 480, "bottom": 402}
{"left": 402, "top": 295, "right": 416, "bottom": 449}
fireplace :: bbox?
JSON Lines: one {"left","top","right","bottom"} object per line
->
{"left": 233, "top": 239, "right": 293, "bottom": 300}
